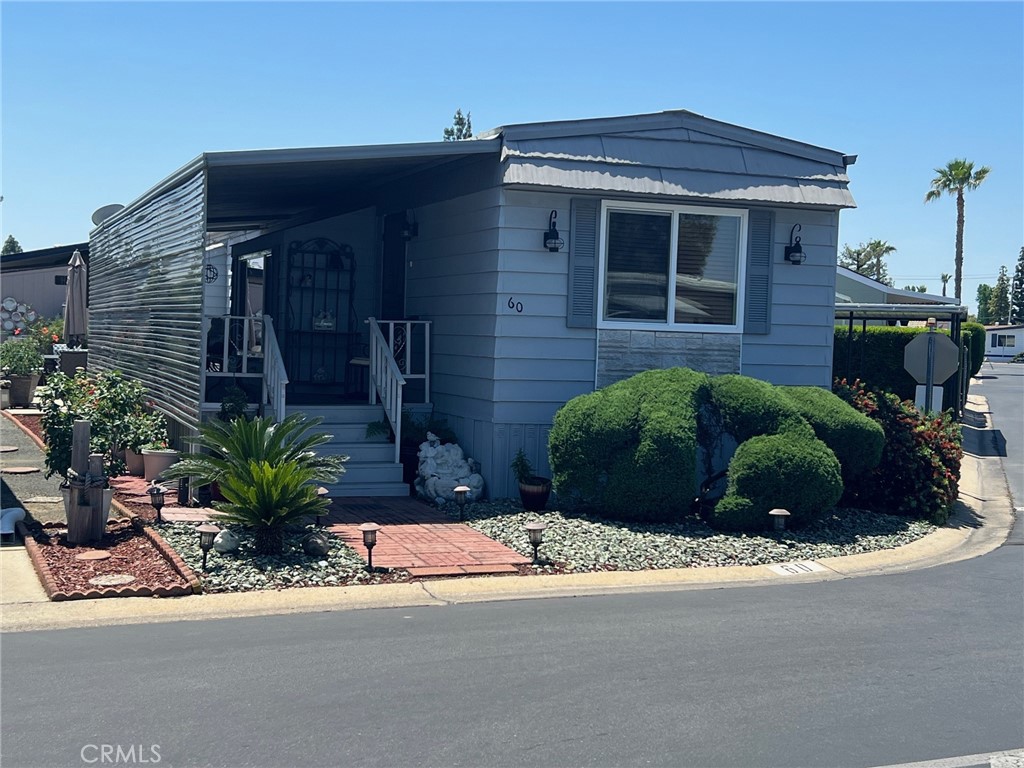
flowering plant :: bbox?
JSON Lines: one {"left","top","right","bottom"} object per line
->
{"left": 28, "top": 316, "right": 64, "bottom": 355}
{"left": 0, "top": 337, "right": 43, "bottom": 375}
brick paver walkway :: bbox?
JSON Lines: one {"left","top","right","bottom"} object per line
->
{"left": 324, "top": 497, "right": 529, "bottom": 577}
{"left": 109, "top": 476, "right": 527, "bottom": 576}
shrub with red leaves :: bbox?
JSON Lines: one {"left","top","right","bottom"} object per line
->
{"left": 833, "top": 378, "right": 962, "bottom": 524}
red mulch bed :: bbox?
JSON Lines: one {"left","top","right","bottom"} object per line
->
{"left": 22, "top": 519, "right": 195, "bottom": 601}
{"left": 14, "top": 413, "right": 44, "bottom": 443}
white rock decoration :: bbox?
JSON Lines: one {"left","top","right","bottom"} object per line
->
{"left": 413, "top": 432, "right": 485, "bottom": 504}
{"left": 213, "top": 528, "right": 240, "bottom": 553}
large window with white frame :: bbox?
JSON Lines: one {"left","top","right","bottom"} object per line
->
{"left": 599, "top": 201, "right": 747, "bottom": 330}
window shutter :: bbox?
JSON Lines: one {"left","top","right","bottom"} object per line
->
{"left": 566, "top": 197, "right": 599, "bottom": 328}
{"left": 743, "top": 209, "right": 774, "bottom": 335}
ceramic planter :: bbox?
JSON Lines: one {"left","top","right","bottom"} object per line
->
{"left": 518, "top": 477, "right": 552, "bottom": 512}
{"left": 6, "top": 373, "right": 40, "bottom": 407}
{"left": 124, "top": 448, "right": 145, "bottom": 477}
{"left": 142, "top": 448, "right": 180, "bottom": 482}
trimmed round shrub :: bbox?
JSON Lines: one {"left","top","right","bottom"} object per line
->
{"left": 707, "top": 374, "right": 814, "bottom": 442}
{"left": 707, "top": 434, "right": 843, "bottom": 532}
{"left": 778, "top": 385, "right": 885, "bottom": 483}
{"left": 549, "top": 367, "right": 710, "bottom": 521}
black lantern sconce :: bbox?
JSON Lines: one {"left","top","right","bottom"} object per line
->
{"left": 400, "top": 211, "right": 419, "bottom": 241}
{"left": 784, "top": 224, "right": 806, "bottom": 264}
{"left": 147, "top": 484, "right": 166, "bottom": 525}
{"left": 543, "top": 210, "right": 564, "bottom": 252}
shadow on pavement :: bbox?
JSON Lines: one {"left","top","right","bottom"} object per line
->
{"left": 962, "top": 425, "right": 1008, "bottom": 458}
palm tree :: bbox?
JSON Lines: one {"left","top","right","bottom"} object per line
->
{"left": 925, "top": 159, "right": 991, "bottom": 302}
{"left": 940, "top": 273, "right": 951, "bottom": 297}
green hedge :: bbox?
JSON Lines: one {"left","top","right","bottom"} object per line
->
{"left": 548, "top": 367, "right": 709, "bottom": 521}
{"left": 707, "top": 374, "right": 814, "bottom": 442}
{"left": 833, "top": 325, "right": 966, "bottom": 408}
{"left": 962, "top": 322, "right": 985, "bottom": 379}
{"left": 777, "top": 385, "right": 885, "bottom": 483}
{"left": 707, "top": 433, "right": 843, "bottom": 531}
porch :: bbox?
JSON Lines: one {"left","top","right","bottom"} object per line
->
{"left": 201, "top": 315, "right": 433, "bottom": 497}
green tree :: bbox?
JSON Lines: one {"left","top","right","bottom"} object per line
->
{"left": 988, "top": 265, "right": 1011, "bottom": 325}
{"left": 1, "top": 235, "right": 24, "bottom": 255}
{"left": 903, "top": 285, "right": 928, "bottom": 293}
{"left": 442, "top": 109, "right": 472, "bottom": 141}
{"left": 924, "top": 158, "right": 991, "bottom": 301}
{"left": 1011, "top": 247, "right": 1024, "bottom": 324}
{"left": 838, "top": 239, "right": 896, "bottom": 286}
{"left": 940, "top": 273, "right": 951, "bottom": 297}
{"left": 976, "top": 284, "right": 993, "bottom": 324}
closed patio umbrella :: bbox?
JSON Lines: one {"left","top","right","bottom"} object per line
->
{"left": 63, "top": 249, "right": 87, "bottom": 347}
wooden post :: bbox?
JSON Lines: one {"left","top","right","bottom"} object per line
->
{"left": 65, "top": 421, "right": 108, "bottom": 545}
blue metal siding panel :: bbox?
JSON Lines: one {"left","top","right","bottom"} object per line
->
{"left": 88, "top": 171, "right": 206, "bottom": 427}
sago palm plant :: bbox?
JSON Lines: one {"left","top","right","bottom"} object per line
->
{"left": 163, "top": 413, "right": 347, "bottom": 488}
{"left": 214, "top": 460, "right": 329, "bottom": 555}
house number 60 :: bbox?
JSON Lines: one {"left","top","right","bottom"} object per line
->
{"left": 507, "top": 297, "right": 523, "bottom": 313}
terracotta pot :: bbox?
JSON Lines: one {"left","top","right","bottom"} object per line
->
{"left": 124, "top": 448, "right": 145, "bottom": 477}
{"left": 6, "top": 373, "right": 40, "bottom": 407}
{"left": 142, "top": 448, "right": 179, "bottom": 482}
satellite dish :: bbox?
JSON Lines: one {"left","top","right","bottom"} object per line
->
{"left": 91, "top": 203, "right": 125, "bottom": 226}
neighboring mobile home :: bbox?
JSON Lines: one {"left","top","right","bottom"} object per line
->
{"left": 985, "top": 325, "right": 1024, "bottom": 360}
{"left": 86, "top": 110, "right": 857, "bottom": 498}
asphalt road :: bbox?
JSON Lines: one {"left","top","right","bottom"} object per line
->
{"left": 2, "top": 546, "right": 1022, "bottom": 768}
{"left": 972, "top": 362, "right": 1023, "bottom": 533}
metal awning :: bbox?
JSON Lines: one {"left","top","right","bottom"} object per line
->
{"left": 834, "top": 302, "right": 967, "bottom": 321}
{"left": 94, "top": 139, "right": 502, "bottom": 235}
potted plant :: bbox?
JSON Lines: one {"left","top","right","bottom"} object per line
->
{"left": 511, "top": 448, "right": 551, "bottom": 512}
{"left": 0, "top": 337, "right": 43, "bottom": 407}
{"left": 141, "top": 439, "right": 180, "bottom": 482}
{"left": 123, "top": 412, "right": 168, "bottom": 476}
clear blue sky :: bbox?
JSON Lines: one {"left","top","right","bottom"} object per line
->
{"left": 2, "top": 1, "right": 1021, "bottom": 314}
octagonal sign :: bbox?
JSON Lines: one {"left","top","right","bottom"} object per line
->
{"left": 904, "top": 332, "right": 959, "bottom": 384}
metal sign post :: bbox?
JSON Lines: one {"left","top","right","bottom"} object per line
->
{"left": 925, "top": 324, "right": 936, "bottom": 413}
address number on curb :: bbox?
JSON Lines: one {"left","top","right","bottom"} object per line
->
{"left": 767, "top": 560, "right": 828, "bottom": 576}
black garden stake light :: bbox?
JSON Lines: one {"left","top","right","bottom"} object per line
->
{"left": 359, "top": 522, "right": 381, "bottom": 572}
{"left": 147, "top": 484, "right": 166, "bottom": 524}
{"left": 453, "top": 485, "right": 470, "bottom": 521}
{"left": 524, "top": 520, "right": 547, "bottom": 564}
{"left": 197, "top": 524, "right": 220, "bottom": 571}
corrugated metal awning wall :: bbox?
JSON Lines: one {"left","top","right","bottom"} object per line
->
{"left": 88, "top": 170, "right": 206, "bottom": 428}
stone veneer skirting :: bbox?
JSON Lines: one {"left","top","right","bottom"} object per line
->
{"left": 596, "top": 329, "right": 741, "bottom": 389}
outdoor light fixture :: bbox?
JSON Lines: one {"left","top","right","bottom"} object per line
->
{"left": 197, "top": 524, "right": 220, "bottom": 571}
{"left": 769, "top": 508, "right": 791, "bottom": 531}
{"left": 784, "top": 224, "right": 806, "bottom": 264}
{"left": 543, "top": 210, "right": 564, "bottom": 252}
{"left": 525, "top": 520, "right": 548, "bottom": 563}
{"left": 147, "top": 485, "right": 166, "bottom": 525}
{"left": 359, "top": 522, "right": 381, "bottom": 571}
{"left": 454, "top": 485, "right": 470, "bottom": 521}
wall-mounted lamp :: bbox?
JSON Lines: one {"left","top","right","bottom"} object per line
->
{"left": 784, "top": 224, "right": 806, "bottom": 264}
{"left": 400, "top": 211, "right": 419, "bottom": 241}
{"left": 543, "top": 210, "right": 564, "bottom": 252}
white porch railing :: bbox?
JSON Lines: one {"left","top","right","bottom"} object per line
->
{"left": 200, "top": 315, "right": 287, "bottom": 422}
{"left": 261, "top": 315, "right": 288, "bottom": 422}
{"left": 368, "top": 318, "right": 407, "bottom": 463}
{"left": 370, "top": 319, "right": 432, "bottom": 404}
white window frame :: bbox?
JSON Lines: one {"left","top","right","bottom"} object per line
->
{"left": 596, "top": 199, "right": 748, "bottom": 333}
